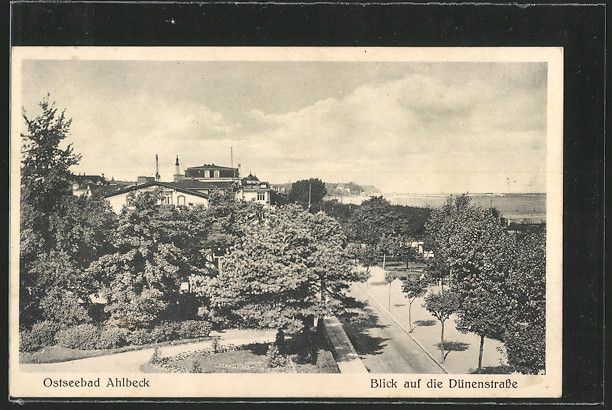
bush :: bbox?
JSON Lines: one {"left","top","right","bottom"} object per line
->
{"left": 125, "top": 328, "right": 150, "bottom": 346}
{"left": 150, "top": 322, "right": 181, "bottom": 343}
{"left": 504, "top": 322, "right": 545, "bottom": 374}
{"left": 190, "top": 359, "right": 203, "bottom": 373}
{"left": 177, "top": 320, "right": 212, "bottom": 339}
{"left": 265, "top": 343, "right": 287, "bottom": 368}
{"left": 39, "top": 289, "right": 91, "bottom": 326}
{"left": 97, "top": 326, "right": 130, "bottom": 349}
{"left": 20, "top": 321, "right": 61, "bottom": 352}
{"left": 55, "top": 324, "right": 100, "bottom": 350}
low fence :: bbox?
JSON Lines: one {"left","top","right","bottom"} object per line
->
{"left": 322, "top": 316, "right": 368, "bottom": 374}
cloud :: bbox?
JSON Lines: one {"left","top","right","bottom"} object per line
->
{"left": 23, "top": 61, "right": 546, "bottom": 193}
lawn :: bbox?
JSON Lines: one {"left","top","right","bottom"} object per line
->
{"left": 146, "top": 332, "right": 340, "bottom": 373}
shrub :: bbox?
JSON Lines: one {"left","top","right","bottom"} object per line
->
{"left": 211, "top": 336, "right": 221, "bottom": 353}
{"left": 126, "top": 328, "right": 150, "bottom": 346}
{"left": 190, "top": 359, "right": 203, "bottom": 373}
{"left": 504, "top": 322, "right": 545, "bottom": 374}
{"left": 20, "top": 321, "right": 61, "bottom": 352}
{"left": 97, "top": 326, "right": 130, "bottom": 349}
{"left": 177, "top": 320, "right": 212, "bottom": 339}
{"left": 265, "top": 343, "right": 287, "bottom": 368}
{"left": 150, "top": 322, "right": 181, "bottom": 343}
{"left": 39, "top": 289, "right": 91, "bottom": 326}
{"left": 55, "top": 324, "right": 100, "bottom": 350}
{"left": 151, "top": 347, "right": 161, "bottom": 364}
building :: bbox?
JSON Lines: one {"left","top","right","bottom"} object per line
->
{"left": 184, "top": 162, "right": 240, "bottom": 182}
{"left": 176, "top": 156, "right": 271, "bottom": 206}
{"left": 102, "top": 155, "right": 272, "bottom": 211}
{"left": 237, "top": 173, "right": 271, "bottom": 204}
{"left": 103, "top": 181, "right": 209, "bottom": 213}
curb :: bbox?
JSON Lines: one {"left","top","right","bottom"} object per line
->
{"left": 356, "top": 282, "right": 449, "bottom": 374}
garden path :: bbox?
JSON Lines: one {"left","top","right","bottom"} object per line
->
{"left": 20, "top": 329, "right": 276, "bottom": 373}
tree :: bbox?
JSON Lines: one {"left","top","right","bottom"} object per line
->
{"left": 89, "top": 190, "right": 212, "bottom": 329}
{"left": 354, "top": 244, "right": 378, "bottom": 273}
{"left": 288, "top": 178, "right": 327, "bottom": 212}
{"left": 346, "top": 196, "right": 395, "bottom": 245}
{"left": 402, "top": 274, "right": 428, "bottom": 332}
{"left": 20, "top": 96, "right": 81, "bottom": 326}
{"left": 503, "top": 231, "right": 546, "bottom": 374}
{"left": 199, "top": 205, "right": 358, "bottom": 360}
{"left": 424, "top": 291, "right": 459, "bottom": 362}
{"left": 426, "top": 195, "right": 515, "bottom": 372}
{"left": 20, "top": 96, "right": 81, "bottom": 255}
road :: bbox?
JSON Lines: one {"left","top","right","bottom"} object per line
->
{"left": 344, "top": 281, "right": 444, "bottom": 374}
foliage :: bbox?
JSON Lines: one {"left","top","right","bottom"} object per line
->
{"left": 320, "top": 199, "right": 356, "bottom": 226}
{"left": 19, "top": 96, "right": 119, "bottom": 328}
{"left": 39, "top": 288, "right": 92, "bottom": 326}
{"left": 504, "top": 231, "right": 546, "bottom": 374}
{"left": 198, "top": 205, "right": 357, "bottom": 333}
{"left": 270, "top": 189, "right": 288, "bottom": 206}
{"left": 49, "top": 195, "right": 118, "bottom": 268}
{"left": 288, "top": 178, "right": 327, "bottom": 212}
{"left": 504, "top": 321, "right": 545, "bottom": 374}
{"left": 89, "top": 190, "right": 213, "bottom": 329}
{"left": 424, "top": 291, "right": 460, "bottom": 362}
{"left": 19, "top": 321, "right": 61, "bottom": 352}
{"left": 191, "top": 359, "right": 203, "bottom": 373}
{"left": 423, "top": 291, "right": 459, "bottom": 324}
{"left": 265, "top": 343, "right": 288, "bottom": 368}
{"left": 345, "top": 196, "right": 431, "bottom": 245}
{"left": 97, "top": 327, "right": 130, "bottom": 349}
{"left": 126, "top": 329, "right": 150, "bottom": 346}
{"left": 177, "top": 320, "right": 213, "bottom": 339}
{"left": 402, "top": 274, "right": 428, "bottom": 329}
{"left": 349, "top": 244, "right": 378, "bottom": 272}
{"left": 55, "top": 324, "right": 100, "bottom": 350}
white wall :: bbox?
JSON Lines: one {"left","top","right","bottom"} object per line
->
{"left": 237, "top": 190, "right": 269, "bottom": 205}
{"left": 106, "top": 187, "right": 209, "bottom": 213}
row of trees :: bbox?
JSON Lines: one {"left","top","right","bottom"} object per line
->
{"left": 416, "top": 195, "right": 546, "bottom": 374}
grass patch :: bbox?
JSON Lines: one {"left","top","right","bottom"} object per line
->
{"left": 20, "top": 336, "right": 210, "bottom": 364}
{"left": 146, "top": 331, "right": 340, "bottom": 374}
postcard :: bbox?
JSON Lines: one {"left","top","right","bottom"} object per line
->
{"left": 9, "top": 46, "right": 563, "bottom": 398}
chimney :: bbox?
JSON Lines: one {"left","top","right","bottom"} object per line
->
{"left": 174, "top": 155, "right": 182, "bottom": 182}
{"left": 155, "top": 154, "right": 160, "bottom": 181}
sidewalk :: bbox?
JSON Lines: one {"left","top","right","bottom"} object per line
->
{"left": 355, "top": 266, "right": 508, "bottom": 374}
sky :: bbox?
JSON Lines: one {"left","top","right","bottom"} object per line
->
{"left": 20, "top": 60, "right": 548, "bottom": 194}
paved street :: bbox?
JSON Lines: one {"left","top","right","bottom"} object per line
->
{"left": 344, "top": 281, "right": 444, "bottom": 374}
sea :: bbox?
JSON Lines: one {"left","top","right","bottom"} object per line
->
{"left": 326, "top": 193, "right": 546, "bottom": 222}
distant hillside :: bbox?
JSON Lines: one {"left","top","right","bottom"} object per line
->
{"left": 271, "top": 181, "right": 381, "bottom": 197}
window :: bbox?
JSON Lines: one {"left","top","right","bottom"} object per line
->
{"left": 163, "top": 195, "right": 172, "bottom": 205}
{"left": 214, "top": 170, "right": 220, "bottom": 178}
{"left": 257, "top": 192, "right": 266, "bottom": 201}
{"left": 177, "top": 195, "right": 186, "bottom": 206}
{"left": 204, "top": 170, "right": 210, "bottom": 178}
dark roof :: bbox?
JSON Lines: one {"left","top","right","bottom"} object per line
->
{"left": 242, "top": 173, "right": 260, "bottom": 182}
{"left": 71, "top": 174, "right": 107, "bottom": 184}
{"left": 168, "top": 180, "right": 237, "bottom": 190}
{"left": 103, "top": 181, "right": 209, "bottom": 199}
{"left": 186, "top": 163, "right": 238, "bottom": 171}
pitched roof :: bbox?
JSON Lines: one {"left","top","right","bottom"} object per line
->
{"left": 103, "top": 181, "right": 209, "bottom": 199}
